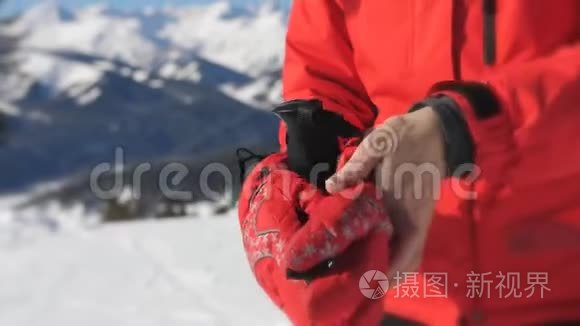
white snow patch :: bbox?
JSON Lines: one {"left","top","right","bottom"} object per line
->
{"left": 119, "top": 66, "right": 133, "bottom": 77}
{"left": 160, "top": 2, "right": 286, "bottom": 76}
{"left": 148, "top": 79, "right": 165, "bottom": 89}
{"left": 177, "top": 62, "right": 202, "bottom": 82}
{"left": 221, "top": 76, "right": 282, "bottom": 109}
{"left": 8, "top": 1, "right": 288, "bottom": 103}
{"left": 0, "top": 73, "right": 35, "bottom": 102}
{"left": 0, "top": 199, "right": 288, "bottom": 326}
{"left": 19, "top": 53, "right": 103, "bottom": 95}
{"left": 94, "top": 60, "right": 115, "bottom": 72}
{"left": 18, "top": 4, "right": 158, "bottom": 68}
{"left": 132, "top": 70, "right": 150, "bottom": 83}
{"left": 0, "top": 101, "right": 21, "bottom": 117}
{"left": 76, "top": 87, "right": 102, "bottom": 106}
{"left": 14, "top": 0, "right": 74, "bottom": 32}
{"left": 66, "top": 83, "right": 92, "bottom": 98}
{"left": 159, "top": 62, "right": 178, "bottom": 79}
{"left": 160, "top": 61, "right": 202, "bottom": 82}
{"left": 0, "top": 201, "right": 100, "bottom": 248}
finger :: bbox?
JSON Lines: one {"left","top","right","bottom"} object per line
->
{"left": 326, "top": 135, "right": 383, "bottom": 194}
{"left": 377, "top": 158, "right": 394, "bottom": 193}
{"left": 285, "top": 189, "right": 388, "bottom": 272}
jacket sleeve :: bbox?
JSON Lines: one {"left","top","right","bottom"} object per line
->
{"left": 431, "top": 43, "right": 580, "bottom": 183}
{"left": 282, "top": 0, "right": 376, "bottom": 132}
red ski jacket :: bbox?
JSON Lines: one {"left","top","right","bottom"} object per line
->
{"left": 282, "top": 0, "right": 580, "bottom": 325}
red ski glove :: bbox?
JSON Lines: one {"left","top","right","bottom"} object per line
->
{"left": 239, "top": 144, "right": 392, "bottom": 277}
{"left": 238, "top": 101, "right": 392, "bottom": 325}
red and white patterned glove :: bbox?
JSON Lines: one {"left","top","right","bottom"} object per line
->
{"left": 238, "top": 139, "right": 392, "bottom": 280}
{"left": 237, "top": 100, "right": 392, "bottom": 325}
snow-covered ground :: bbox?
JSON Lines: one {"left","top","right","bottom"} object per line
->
{"left": 0, "top": 200, "right": 288, "bottom": 326}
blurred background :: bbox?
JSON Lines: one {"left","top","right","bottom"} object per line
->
{"left": 0, "top": 0, "right": 290, "bottom": 325}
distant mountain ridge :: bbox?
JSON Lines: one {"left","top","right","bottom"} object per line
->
{"left": 0, "top": 1, "right": 288, "bottom": 192}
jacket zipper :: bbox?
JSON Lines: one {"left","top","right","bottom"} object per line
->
{"left": 451, "top": 0, "right": 465, "bottom": 80}
{"left": 483, "top": 0, "right": 496, "bottom": 65}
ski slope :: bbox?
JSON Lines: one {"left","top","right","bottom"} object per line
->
{"left": 0, "top": 206, "right": 288, "bottom": 326}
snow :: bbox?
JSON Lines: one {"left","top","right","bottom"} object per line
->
{"left": 19, "top": 53, "right": 104, "bottom": 96}
{"left": 15, "top": 0, "right": 75, "bottom": 30}
{"left": 159, "top": 63, "right": 179, "bottom": 79}
{"left": 160, "top": 2, "right": 287, "bottom": 76}
{"left": 0, "top": 73, "right": 34, "bottom": 103}
{"left": 94, "top": 60, "right": 116, "bottom": 72}
{"left": 177, "top": 62, "right": 203, "bottom": 82}
{"left": 0, "top": 198, "right": 288, "bottom": 326}
{"left": 67, "top": 83, "right": 93, "bottom": 98}
{"left": 6, "top": 1, "right": 287, "bottom": 107}
{"left": 221, "top": 76, "right": 282, "bottom": 109}
{"left": 132, "top": 70, "right": 150, "bottom": 83}
{"left": 157, "top": 62, "right": 202, "bottom": 82}
{"left": 14, "top": 1, "right": 286, "bottom": 77}
{"left": 18, "top": 4, "right": 159, "bottom": 69}
{"left": 0, "top": 101, "right": 20, "bottom": 117}
{"left": 120, "top": 66, "right": 133, "bottom": 77}
{"left": 76, "top": 87, "right": 102, "bottom": 106}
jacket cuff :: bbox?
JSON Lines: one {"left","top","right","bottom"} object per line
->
{"left": 428, "top": 81, "right": 516, "bottom": 181}
{"left": 410, "top": 96, "right": 474, "bottom": 177}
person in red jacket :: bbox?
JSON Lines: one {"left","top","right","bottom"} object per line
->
{"left": 240, "top": 0, "right": 580, "bottom": 325}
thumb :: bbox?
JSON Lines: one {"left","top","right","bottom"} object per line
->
{"left": 325, "top": 136, "right": 383, "bottom": 194}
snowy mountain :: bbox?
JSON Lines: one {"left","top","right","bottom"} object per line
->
{"left": 160, "top": 1, "right": 287, "bottom": 76}
{"left": 0, "top": 1, "right": 289, "bottom": 194}
{"left": 14, "top": 1, "right": 287, "bottom": 73}
{"left": 1, "top": 0, "right": 288, "bottom": 108}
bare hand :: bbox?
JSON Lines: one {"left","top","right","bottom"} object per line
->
{"left": 325, "top": 107, "right": 446, "bottom": 283}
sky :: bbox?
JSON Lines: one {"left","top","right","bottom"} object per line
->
{"left": 2, "top": 0, "right": 291, "bottom": 15}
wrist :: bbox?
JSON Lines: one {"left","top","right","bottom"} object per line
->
{"left": 410, "top": 96, "right": 475, "bottom": 177}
